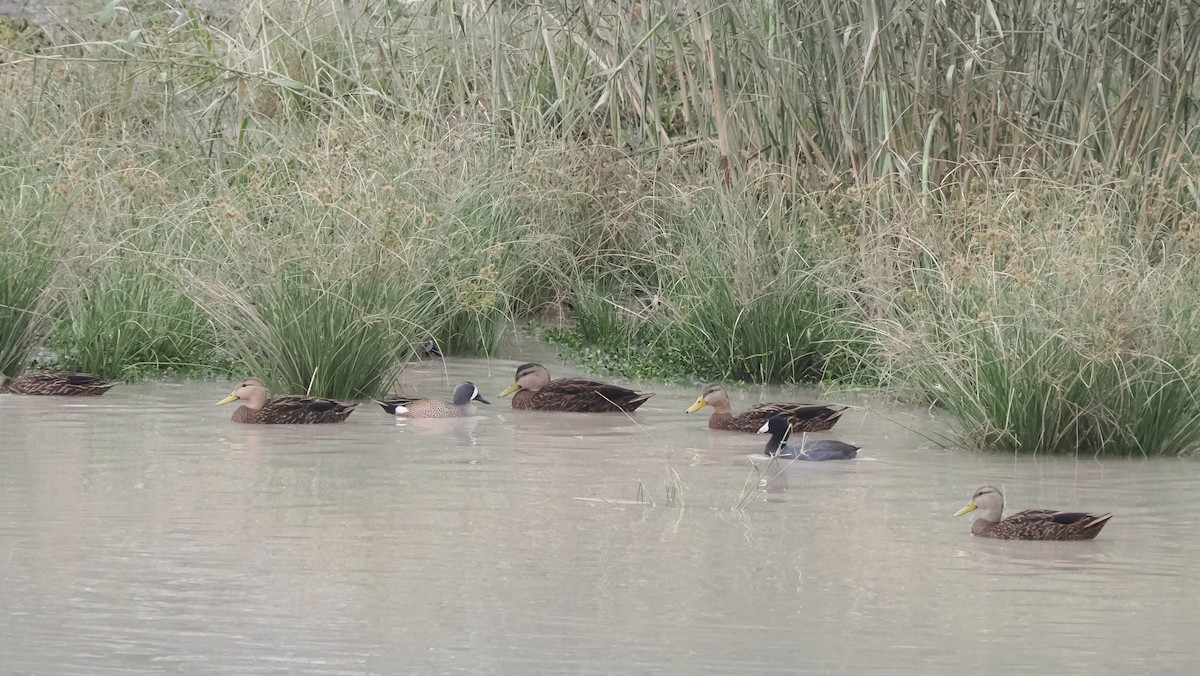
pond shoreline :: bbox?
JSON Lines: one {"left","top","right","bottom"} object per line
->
{"left": 2, "top": 1, "right": 1197, "bottom": 456}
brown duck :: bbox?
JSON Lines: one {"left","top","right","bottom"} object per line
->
{"left": 686, "top": 383, "right": 844, "bottom": 433}
{"left": 954, "top": 486, "right": 1113, "bottom": 540}
{"left": 216, "top": 378, "right": 356, "bottom": 424}
{"left": 377, "top": 381, "right": 490, "bottom": 418}
{"left": 498, "top": 363, "right": 653, "bottom": 412}
{"left": 0, "top": 370, "right": 118, "bottom": 396}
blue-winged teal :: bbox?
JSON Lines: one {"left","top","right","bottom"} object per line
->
{"left": 377, "top": 381, "right": 490, "bottom": 418}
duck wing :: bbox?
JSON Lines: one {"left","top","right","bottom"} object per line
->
{"left": 742, "top": 402, "right": 846, "bottom": 431}
{"left": 56, "top": 371, "right": 107, "bottom": 385}
{"left": 377, "top": 396, "right": 420, "bottom": 414}
{"left": 261, "top": 395, "right": 356, "bottom": 423}
{"left": 536, "top": 377, "right": 654, "bottom": 412}
{"left": 1000, "top": 509, "right": 1113, "bottom": 540}
{"left": 1007, "top": 509, "right": 1110, "bottom": 526}
{"left": 16, "top": 370, "right": 116, "bottom": 395}
{"left": 777, "top": 439, "right": 859, "bottom": 461}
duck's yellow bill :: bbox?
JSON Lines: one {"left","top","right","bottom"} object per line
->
{"left": 499, "top": 382, "right": 520, "bottom": 397}
{"left": 216, "top": 393, "right": 238, "bottom": 406}
{"left": 686, "top": 396, "right": 708, "bottom": 414}
{"left": 954, "top": 501, "right": 977, "bottom": 517}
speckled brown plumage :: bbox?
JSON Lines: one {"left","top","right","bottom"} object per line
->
{"left": 687, "top": 383, "right": 844, "bottom": 433}
{"left": 377, "top": 381, "right": 490, "bottom": 419}
{"left": 500, "top": 363, "right": 653, "bottom": 412}
{"left": 955, "top": 486, "right": 1113, "bottom": 541}
{"left": 0, "top": 370, "right": 117, "bottom": 396}
{"left": 218, "top": 378, "right": 356, "bottom": 424}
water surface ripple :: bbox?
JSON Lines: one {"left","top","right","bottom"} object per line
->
{"left": 1, "top": 359, "right": 1194, "bottom": 673}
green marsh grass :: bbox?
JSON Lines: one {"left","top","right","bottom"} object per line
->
{"left": 0, "top": 1, "right": 1197, "bottom": 453}
{"left": 0, "top": 236, "right": 56, "bottom": 376}
{"left": 869, "top": 179, "right": 1200, "bottom": 456}
{"left": 195, "top": 265, "right": 441, "bottom": 401}
{"left": 554, "top": 178, "right": 867, "bottom": 383}
{"left": 560, "top": 271, "right": 857, "bottom": 384}
{"left": 49, "top": 263, "right": 224, "bottom": 380}
{"left": 885, "top": 297, "right": 1200, "bottom": 457}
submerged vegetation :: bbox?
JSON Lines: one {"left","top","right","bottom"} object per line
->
{"left": 0, "top": 0, "right": 1198, "bottom": 454}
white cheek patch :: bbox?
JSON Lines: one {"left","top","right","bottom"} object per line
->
{"left": 757, "top": 421, "right": 770, "bottom": 433}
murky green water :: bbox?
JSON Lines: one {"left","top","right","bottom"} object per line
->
{"left": 1, "top": 356, "right": 1195, "bottom": 673}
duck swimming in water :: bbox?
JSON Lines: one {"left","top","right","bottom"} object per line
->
{"left": 0, "top": 370, "right": 118, "bottom": 396}
{"left": 954, "top": 486, "right": 1113, "bottom": 540}
{"left": 687, "top": 383, "right": 845, "bottom": 433}
{"left": 216, "top": 378, "right": 356, "bottom": 424}
{"left": 756, "top": 415, "right": 859, "bottom": 460}
{"left": 377, "top": 381, "right": 490, "bottom": 418}
{"left": 498, "top": 362, "right": 653, "bottom": 412}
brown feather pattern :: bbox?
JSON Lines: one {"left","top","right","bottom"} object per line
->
{"left": 220, "top": 379, "right": 355, "bottom": 424}
{"left": 0, "top": 370, "right": 117, "bottom": 396}
{"left": 689, "top": 383, "right": 843, "bottom": 433}
{"left": 957, "top": 486, "right": 1112, "bottom": 541}
{"left": 232, "top": 395, "right": 356, "bottom": 424}
{"left": 504, "top": 363, "right": 653, "bottom": 412}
